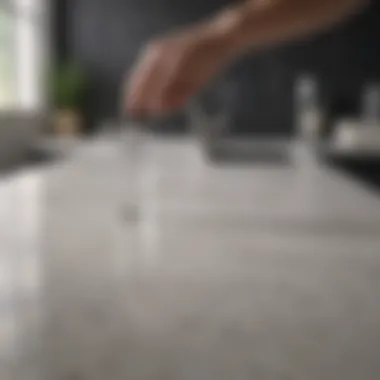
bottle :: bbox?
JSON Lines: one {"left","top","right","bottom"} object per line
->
{"left": 294, "top": 74, "right": 322, "bottom": 171}
{"left": 295, "top": 74, "right": 322, "bottom": 142}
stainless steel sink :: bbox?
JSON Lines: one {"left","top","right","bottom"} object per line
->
{"left": 200, "top": 138, "right": 293, "bottom": 165}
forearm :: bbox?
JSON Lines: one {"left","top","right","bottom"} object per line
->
{"left": 209, "top": 0, "right": 369, "bottom": 57}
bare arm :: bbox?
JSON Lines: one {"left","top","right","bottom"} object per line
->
{"left": 212, "top": 0, "right": 369, "bottom": 55}
{"left": 127, "top": 0, "right": 369, "bottom": 115}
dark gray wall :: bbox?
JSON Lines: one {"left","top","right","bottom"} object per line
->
{"left": 56, "top": 0, "right": 380, "bottom": 134}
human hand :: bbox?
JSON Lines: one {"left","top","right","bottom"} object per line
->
{"left": 125, "top": 24, "right": 236, "bottom": 117}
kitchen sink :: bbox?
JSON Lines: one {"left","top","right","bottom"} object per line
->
{"left": 201, "top": 138, "right": 293, "bottom": 165}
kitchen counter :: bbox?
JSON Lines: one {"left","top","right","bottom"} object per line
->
{"left": 2, "top": 136, "right": 380, "bottom": 380}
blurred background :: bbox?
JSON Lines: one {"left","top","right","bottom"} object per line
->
{"left": 1, "top": 1, "right": 380, "bottom": 380}
{"left": 1, "top": 0, "right": 380, "bottom": 169}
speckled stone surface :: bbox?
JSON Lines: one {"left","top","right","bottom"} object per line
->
{"left": 2, "top": 137, "right": 380, "bottom": 380}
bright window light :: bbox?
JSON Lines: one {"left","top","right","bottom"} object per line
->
{"left": 0, "top": 0, "right": 45, "bottom": 111}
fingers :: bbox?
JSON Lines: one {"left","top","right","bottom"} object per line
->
{"left": 126, "top": 46, "right": 162, "bottom": 117}
{"left": 160, "top": 77, "right": 201, "bottom": 112}
{"left": 126, "top": 39, "right": 205, "bottom": 117}
{"left": 127, "top": 64, "right": 195, "bottom": 117}
{"left": 127, "top": 42, "right": 190, "bottom": 116}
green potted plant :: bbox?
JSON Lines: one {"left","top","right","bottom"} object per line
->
{"left": 51, "top": 62, "right": 87, "bottom": 136}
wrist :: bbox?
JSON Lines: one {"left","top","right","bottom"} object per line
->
{"left": 206, "top": 6, "right": 249, "bottom": 58}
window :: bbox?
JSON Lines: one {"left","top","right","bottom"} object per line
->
{"left": 0, "top": 8, "right": 16, "bottom": 107}
{"left": 0, "top": 0, "right": 46, "bottom": 111}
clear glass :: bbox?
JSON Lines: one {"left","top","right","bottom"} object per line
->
{"left": 117, "top": 114, "right": 149, "bottom": 226}
{"left": 188, "top": 79, "right": 237, "bottom": 145}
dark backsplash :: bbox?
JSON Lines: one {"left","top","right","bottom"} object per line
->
{"left": 54, "top": 0, "right": 380, "bottom": 134}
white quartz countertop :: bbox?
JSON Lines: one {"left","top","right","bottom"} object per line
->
{"left": 2, "top": 136, "right": 380, "bottom": 380}
{"left": 42, "top": 136, "right": 380, "bottom": 225}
